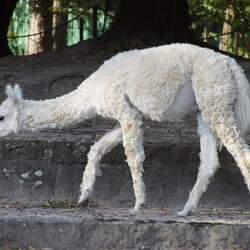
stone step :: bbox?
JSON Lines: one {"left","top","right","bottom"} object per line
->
{"left": 2, "top": 131, "right": 250, "bottom": 249}
{"left": 1, "top": 132, "right": 250, "bottom": 210}
{"left": 1, "top": 206, "right": 250, "bottom": 249}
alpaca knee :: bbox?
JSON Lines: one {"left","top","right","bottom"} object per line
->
{"left": 126, "top": 153, "right": 145, "bottom": 174}
{"left": 124, "top": 135, "right": 145, "bottom": 172}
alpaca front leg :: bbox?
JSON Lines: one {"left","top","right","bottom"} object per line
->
{"left": 178, "top": 113, "right": 220, "bottom": 216}
{"left": 120, "top": 119, "right": 146, "bottom": 212}
{"left": 77, "top": 125, "right": 122, "bottom": 207}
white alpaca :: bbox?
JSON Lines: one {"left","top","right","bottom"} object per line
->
{"left": 1, "top": 44, "right": 250, "bottom": 216}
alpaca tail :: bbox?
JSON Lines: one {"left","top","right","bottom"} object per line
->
{"left": 231, "top": 59, "right": 250, "bottom": 135}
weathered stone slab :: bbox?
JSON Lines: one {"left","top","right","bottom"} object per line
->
{"left": 0, "top": 207, "right": 250, "bottom": 250}
{"left": 0, "top": 132, "right": 250, "bottom": 209}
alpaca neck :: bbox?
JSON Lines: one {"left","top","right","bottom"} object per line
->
{"left": 18, "top": 87, "right": 96, "bottom": 132}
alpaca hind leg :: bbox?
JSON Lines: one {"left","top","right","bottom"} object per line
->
{"left": 206, "top": 114, "right": 250, "bottom": 193}
{"left": 77, "top": 125, "right": 122, "bottom": 207}
{"left": 120, "top": 118, "right": 146, "bottom": 212}
{"left": 178, "top": 113, "right": 220, "bottom": 216}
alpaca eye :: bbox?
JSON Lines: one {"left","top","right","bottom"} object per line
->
{"left": 0, "top": 116, "right": 5, "bottom": 121}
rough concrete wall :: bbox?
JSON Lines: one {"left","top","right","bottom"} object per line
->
{"left": 1, "top": 210, "right": 250, "bottom": 250}
{"left": 1, "top": 133, "right": 250, "bottom": 209}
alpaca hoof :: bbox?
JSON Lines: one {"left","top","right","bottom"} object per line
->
{"left": 76, "top": 198, "right": 89, "bottom": 208}
{"left": 129, "top": 202, "right": 144, "bottom": 214}
{"left": 129, "top": 208, "right": 144, "bottom": 216}
{"left": 129, "top": 208, "right": 137, "bottom": 215}
{"left": 177, "top": 210, "right": 190, "bottom": 217}
{"left": 76, "top": 192, "right": 90, "bottom": 208}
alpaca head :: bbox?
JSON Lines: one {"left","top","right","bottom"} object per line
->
{"left": 0, "top": 85, "right": 23, "bottom": 137}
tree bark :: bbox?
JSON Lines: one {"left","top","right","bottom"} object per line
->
{"left": 110, "top": 0, "right": 192, "bottom": 43}
{"left": 0, "top": 0, "right": 19, "bottom": 57}
{"left": 233, "top": 31, "right": 239, "bottom": 55}
{"left": 219, "top": 5, "right": 234, "bottom": 52}
{"left": 52, "top": 0, "right": 67, "bottom": 50}
{"left": 25, "top": 0, "right": 53, "bottom": 55}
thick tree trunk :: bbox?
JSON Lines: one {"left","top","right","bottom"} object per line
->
{"left": 219, "top": 5, "right": 234, "bottom": 52}
{"left": 110, "top": 0, "right": 192, "bottom": 43}
{"left": 0, "top": 0, "right": 19, "bottom": 57}
{"left": 25, "top": 0, "right": 53, "bottom": 55}
{"left": 52, "top": 0, "right": 67, "bottom": 50}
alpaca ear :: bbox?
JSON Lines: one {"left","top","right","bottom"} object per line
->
{"left": 14, "top": 84, "right": 23, "bottom": 101}
{"left": 5, "top": 84, "right": 23, "bottom": 104}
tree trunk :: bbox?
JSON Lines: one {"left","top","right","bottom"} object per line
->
{"left": 52, "top": 0, "right": 67, "bottom": 51}
{"left": 233, "top": 31, "right": 239, "bottom": 55}
{"left": 25, "top": 0, "right": 53, "bottom": 54}
{"left": 110, "top": 0, "right": 192, "bottom": 43}
{"left": 219, "top": 5, "right": 234, "bottom": 52}
{"left": 0, "top": 0, "right": 19, "bottom": 57}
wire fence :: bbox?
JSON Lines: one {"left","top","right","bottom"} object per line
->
{"left": 8, "top": 10, "right": 88, "bottom": 39}
{"left": 7, "top": 1, "right": 250, "bottom": 57}
{"left": 8, "top": 1, "right": 113, "bottom": 55}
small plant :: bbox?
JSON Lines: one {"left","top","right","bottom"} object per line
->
{"left": 43, "top": 200, "right": 77, "bottom": 209}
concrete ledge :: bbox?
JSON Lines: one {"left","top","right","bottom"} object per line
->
{"left": 0, "top": 207, "right": 250, "bottom": 250}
